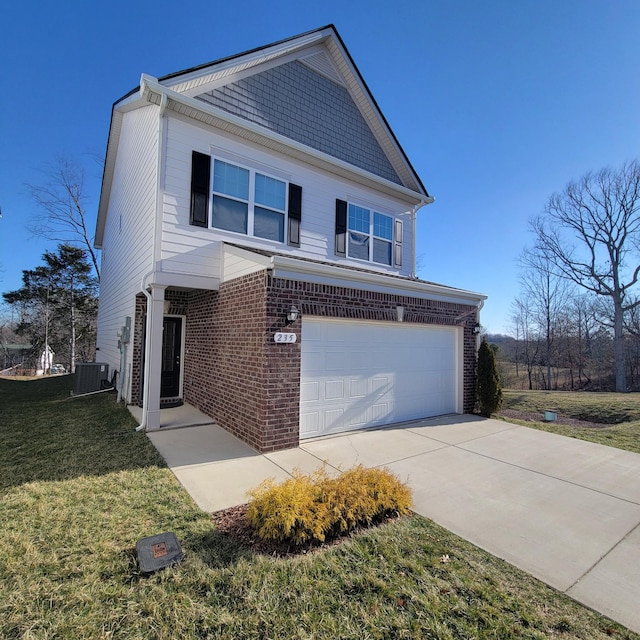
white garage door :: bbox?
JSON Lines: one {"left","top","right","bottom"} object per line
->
{"left": 300, "top": 318, "right": 461, "bottom": 438}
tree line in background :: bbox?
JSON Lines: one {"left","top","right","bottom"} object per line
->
{"left": 1, "top": 157, "right": 99, "bottom": 374}
{"left": 494, "top": 159, "right": 640, "bottom": 392}
{"left": 1, "top": 244, "right": 97, "bottom": 374}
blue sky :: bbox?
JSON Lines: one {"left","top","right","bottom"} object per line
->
{"left": 1, "top": 0, "right": 639, "bottom": 334}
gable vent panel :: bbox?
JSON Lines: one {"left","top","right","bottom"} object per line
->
{"left": 300, "top": 52, "right": 344, "bottom": 86}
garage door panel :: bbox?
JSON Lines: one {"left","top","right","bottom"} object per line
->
{"left": 349, "top": 378, "right": 368, "bottom": 398}
{"left": 300, "top": 319, "right": 460, "bottom": 438}
{"left": 325, "top": 408, "right": 345, "bottom": 429}
{"left": 371, "top": 402, "right": 391, "bottom": 422}
{"left": 325, "top": 379, "right": 345, "bottom": 400}
{"left": 300, "top": 411, "right": 320, "bottom": 435}
{"left": 300, "top": 380, "right": 320, "bottom": 402}
{"left": 301, "top": 350, "right": 325, "bottom": 373}
{"left": 350, "top": 351, "right": 370, "bottom": 370}
{"left": 372, "top": 375, "right": 391, "bottom": 394}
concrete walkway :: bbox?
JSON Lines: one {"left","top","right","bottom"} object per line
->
{"left": 146, "top": 412, "right": 640, "bottom": 634}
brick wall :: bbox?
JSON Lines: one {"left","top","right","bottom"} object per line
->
{"left": 182, "top": 271, "right": 301, "bottom": 452}
{"left": 131, "top": 294, "right": 146, "bottom": 406}
{"left": 134, "top": 272, "right": 479, "bottom": 453}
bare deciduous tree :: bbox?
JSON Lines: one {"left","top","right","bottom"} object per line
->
{"left": 27, "top": 156, "right": 100, "bottom": 280}
{"left": 510, "top": 296, "right": 540, "bottom": 390}
{"left": 531, "top": 160, "right": 640, "bottom": 392}
{"left": 519, "top": 248, "right": 573, "bottom": 390}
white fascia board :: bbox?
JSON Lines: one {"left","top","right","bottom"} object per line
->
{"left": 177, "top": 45, "right": 327, "bottom": 98}
{"left": 164, "top": 31, "right": 331, "bottom": 95}
{"left": 113, "top": 89, "right": 149, "bottom": 112}
{"left": 146, "top": 269, "right": 220, "bottom": 291}
{"left": 140, "top": 75, "right": 428, "bottom": 204}
{"left": 96, "top": 109, "right": 124, "bottom": 248}
{"left": 270, "top": 255, "right": 487, "bottom": 306}
{"left": 323, "top": 36, "right": 427, "bottom": 195}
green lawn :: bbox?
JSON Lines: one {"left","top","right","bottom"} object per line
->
{"left": 502, "top": 389, "right": 640, "bottom": 453}
{"left": 1, "top": 376, "right": 637, "bottom": 639}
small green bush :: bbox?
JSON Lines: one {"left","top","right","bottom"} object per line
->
{"left": 246, "top": 465, "right": 412, "bottom": 546}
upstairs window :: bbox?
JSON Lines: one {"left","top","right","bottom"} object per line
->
{"left": 212, "top": 161, "right": 250, "bottom": 234}
{"left": 254, "top": 173, "right": 286, "bottom": 242}
{"left": 347, "top": 203, "right": 395, "bottom": 265}
{"left": 212, "top": 159, "right": 287, "bottom": 243}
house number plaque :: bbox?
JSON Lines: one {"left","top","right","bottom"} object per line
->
{"left": 274, "top": 332, "right": 297, "bottom": 344}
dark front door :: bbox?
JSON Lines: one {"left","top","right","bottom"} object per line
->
{"left": 161, "top": 317, "right": 182, "bottom": 398}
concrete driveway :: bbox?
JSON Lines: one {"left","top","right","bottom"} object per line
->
{"left": 147, "top": 413, "right": 640, "bottom": 634}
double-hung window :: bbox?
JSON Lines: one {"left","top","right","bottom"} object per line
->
{"left": 254, "top": 173, "right": 286, "bottom": 242}
{"left": 347, "top": 203, "right": 394, "bottom": 265}
{"left": 212, "top": 161, "right": 250, "bottom": 234}
{"left": 211, "top": 159, "right": 287, "bottom": 243}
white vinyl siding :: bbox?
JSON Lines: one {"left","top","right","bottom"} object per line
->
{"left": 300, "top": 318, "right": 461, "bottom": 438}
{"left": 160, "top": 115, "right": 415, "bottom": 278}
{"left": 96, "top": 104, "right": 160, "bottom": 391}
{"left": 222, "top": 244, "right": 271, "bottom": 281}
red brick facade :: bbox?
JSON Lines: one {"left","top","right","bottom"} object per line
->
{"left": 133, "top": 270, "right": 479, "bottom": 452}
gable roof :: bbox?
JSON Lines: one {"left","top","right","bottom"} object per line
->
{"left": 96, "top": 25, "right": 431, "bottom": 247}
{"left": 156, "top": 25, "right": 428, "bottom": 194}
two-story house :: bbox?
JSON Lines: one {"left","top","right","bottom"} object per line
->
{"left": 95, "top": 25, "right": 486, "bottom": 452}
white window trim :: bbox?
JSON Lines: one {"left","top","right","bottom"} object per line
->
{"left": 346, "top": 202, "right": 395, "bottom": 266}
{"left": 210, "top": 156, "right": 289, "bottom": 243}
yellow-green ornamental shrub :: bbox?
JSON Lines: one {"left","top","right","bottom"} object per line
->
{"left": 327, "top": 466, "right": 413, "bottom": 534}
{"left": 246, "top": 468, "right": 332, "bottom": 545}
{"left": 246, "top": 465, "right": 412, "bottom": 546}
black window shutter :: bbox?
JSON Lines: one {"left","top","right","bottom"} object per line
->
{"left": 394, "top": 218, "right": 403, "bottom": 267}
{"left": 335, "top": 199, "right": 347, "bottom": 256}
{"left": 287, "top": 183, "right": 302, "bottom": 247}
{"left": 190, "top": 151, "right": 211, "bottom": 227}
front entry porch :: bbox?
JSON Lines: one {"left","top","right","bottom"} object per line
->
{"left": 128, "top": 402, "right": 215, "bottom": 430}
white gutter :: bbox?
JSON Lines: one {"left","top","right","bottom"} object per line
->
{"left": 476, "top": 298, "right": 485, "bottom": 349}
{"left": 410, "top": 199, "right": 434, "bottom": 279}
{"left": 154, "top": 92, "right": 168, "bottom": 267}
{"left": 269, "top": 254, "right": 486, "bottom": 305}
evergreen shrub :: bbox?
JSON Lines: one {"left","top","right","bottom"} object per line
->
{"left": 476, "top": 336, "right": 503, "bottom": 417}
{"left": 246, "top": 465, "right": 412, "bottom": 545}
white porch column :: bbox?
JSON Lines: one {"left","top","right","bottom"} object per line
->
{"left": 144, "top": 285, "right": 166, "bottom": 431}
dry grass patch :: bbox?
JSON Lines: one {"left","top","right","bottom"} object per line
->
{"left": 501, "top": 389, "right": 640, "bottom": 453}
{"left": 1, "top": 376, "right": 638, "bottom": 639}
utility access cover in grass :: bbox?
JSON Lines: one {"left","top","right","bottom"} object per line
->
{"left": 136, "top": 532, "right": 184, "bottom": 574}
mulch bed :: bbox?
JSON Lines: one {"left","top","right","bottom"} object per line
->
{"left": 211, "top": 503, "right": 404, "bottom": 557}
{"left": 212, "top": 411, "right": 610, "bottom": 555}
{"left": 497, "top": 408, "right": 611, "bottom": 430}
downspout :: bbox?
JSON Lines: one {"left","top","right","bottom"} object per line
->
{"left": 410, "top": 197, "right": 434, "bottom": 279}
{"left": 155, "top": 92, "right": 169, "bottom": 263}
{"left": 136, "top": 93, "right": 169, "bottom": 432}
{"left": 476, "top": 298, "right": 485, "bottom": 349}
